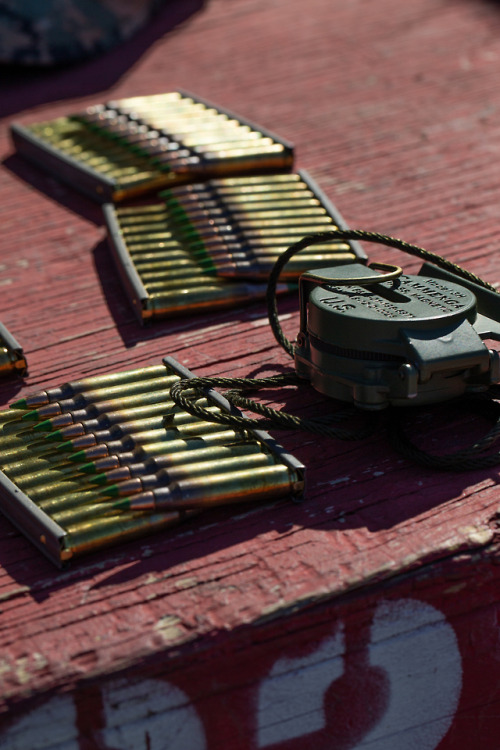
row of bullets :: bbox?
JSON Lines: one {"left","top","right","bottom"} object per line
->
{"left": 106, "top": 172, "right": 362, "bottom": 321}
{"left": 12, "top": 90, "right": 364, "bottom": 324}
{"left": 0, "top": 361, "right": 303, "bottom": 561}
{"left": 79, "top": 92, "right": 291, "bottom": 169}
{"left": 26, "top": 117, "right": 162, "bottom": 196}
{"left": 134, "top": 174, "right": 356, "bottom": 278}
{"left": 15, "top": 91, "right": 293, "bottom": 201}
{"left": 11, "top": 91, "right": 365, "bottom": 323}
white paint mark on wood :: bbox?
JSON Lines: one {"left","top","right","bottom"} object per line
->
{"left": 154, "top": 614, "right": 183, "bottom": 643}
{"left": 329, "top": 476, "right": 351, "bottom": 486}
{"left": 257, "top": 599, "right": 461, "bottom": 749}
{"left": 0, "top": 600, "right": 463, "bottom": 750}
{"left": 100, "top": 677, "right": 206, "bottom": 750}
{"left": 257, "top": 626, "right": 345, "bottom": 746}
{"left": 461, "top": 526, "right": 493, "bottom": 547}
{"left": 355, "top": 599, "right": 462, "bottom": 749}
{"left": 0, "top": 694, "right": 78, "bottom": 749}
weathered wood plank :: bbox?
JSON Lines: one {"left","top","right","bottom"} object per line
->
{"left": 1, "top": 0, "right": 500, "bottom": 746}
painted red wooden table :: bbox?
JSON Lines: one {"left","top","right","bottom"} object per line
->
{"left": 0, "top": 0, "right": 500, "bottom": 747}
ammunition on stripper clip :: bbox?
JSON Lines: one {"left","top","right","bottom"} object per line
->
{"left": 0, "top": 357, "right": 305, "bottom": 565}
{"left": 11, "top": 91, "right": 294, "bottom": 202}
{"left": 104, "top": 170, "right": 367, "bottom": 322}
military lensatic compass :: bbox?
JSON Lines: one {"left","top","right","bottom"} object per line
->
{"left": 294, "top": 260, "right": 500, "bottom": 410}
{"left": 171, "top": 230, "right": 500, "bottom": 470}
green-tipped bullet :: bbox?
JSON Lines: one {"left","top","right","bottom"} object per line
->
{"left": 83, "top": 472, "right": 111, "bottom": 487}
{"left": 53, "top": 441, "right": 78, "bottom": 454}
{"left": 8, "top": 398, "right": 31, "bottom": 411}
{"left": 112, "top": 498, "right": 135, "bottom": 512}
{"left": 9, "top": 363, "right": 175, "bottom": 410}
{"left": 72, "top": 460, "right": 105, "bottom": 475}
{"left": 66, "top": 447, "right": 108, "bottom": 464}
{"left": 21, "top": 408, "right": 48, "bottom": 423}
{"left": 111, "top": 464, "right": 300, "bottom": 512}
{"left": 37, "top": 428, "right": 77, "bottom": 443}
{"left": 32, "top": 420, "right": 67, "bottom": 434}
{"left": 96, "top": 483, "right": 123, "bottom": 498}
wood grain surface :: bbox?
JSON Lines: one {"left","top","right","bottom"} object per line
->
{"left": 1, "top": 0, "right": 500, "bottom": 747}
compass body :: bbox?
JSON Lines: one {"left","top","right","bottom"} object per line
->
{"left": 294, "top": 263, "right": 500, "bottom": 409}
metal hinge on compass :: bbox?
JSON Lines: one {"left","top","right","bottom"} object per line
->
{"left": 294, "top": 261, "right": 500, "bottom": 409}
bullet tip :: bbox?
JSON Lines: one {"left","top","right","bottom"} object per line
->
{"left": 78, "top": 461, "right": 98, "bottom": 475}
{"left": 55, "top": 442, "right": 74, "bottom": 454}
{"left": 88, "top": 473, "right": 108, "bottom": 487}
{"left": 32, "top": 420, "right": 55, "bottom": 433}
{"left": 41, "top": 430, "right": 64, "bottom": 443}
{"left": 67, "top": 450, "right": 88, "bottom": 464}
{"left": 112, "top": 498, "right": 130, "bottom": 511}
{"left": 20, "top": 410, "right": 40, "bottom": 422}
{"left": 103, "top": 484, "right": 120, "bottom": 498}
{"left": 9, "top": 398, "right": 28, "bottom": 410}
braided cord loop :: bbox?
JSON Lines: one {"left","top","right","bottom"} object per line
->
{"left": 387, "top": 396, "right": 500, "bottom": 470}
{"left": 169, "top": 229, "right": 500, "bottom": 470}
{"left": 169, "top": 374, "right": 379, "bottom": 441}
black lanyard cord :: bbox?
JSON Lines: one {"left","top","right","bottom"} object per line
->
{"left": 169, "top": 229, "right": 500, "bottom": 471}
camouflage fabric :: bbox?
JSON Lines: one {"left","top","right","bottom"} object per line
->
{"left": 0, "top": 0, "right": 165, "bottom": 65}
